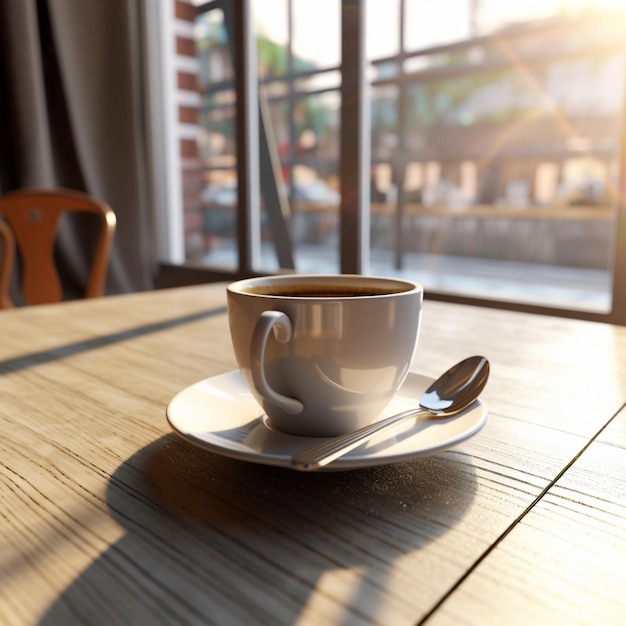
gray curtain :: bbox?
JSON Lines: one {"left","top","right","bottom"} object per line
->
{"left": 0, "top": 0, "right": 154, "bottom": 296}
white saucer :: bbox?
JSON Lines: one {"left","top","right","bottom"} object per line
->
{"left": 166, "top": 370, "right": 488, "bottom": 471}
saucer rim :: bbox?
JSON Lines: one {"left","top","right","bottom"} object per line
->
{"left": 166, "top": 370, "right": 488, "bottom": 471}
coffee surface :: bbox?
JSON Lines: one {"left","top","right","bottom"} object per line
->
{"left": 246, "top": 285, "right": 397, "bottom": 297}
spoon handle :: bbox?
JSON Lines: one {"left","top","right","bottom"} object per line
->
{"left": 291, "top": 407, "right": 429, "bottom": 471}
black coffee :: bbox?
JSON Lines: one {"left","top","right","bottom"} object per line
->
{"left": 247, "top": 285, "right": 398, "bottom": 298}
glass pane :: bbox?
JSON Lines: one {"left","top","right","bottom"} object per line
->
{"left": 366, "top": 0, "right": 401, "bottom": 60}
{"left": 290, "top": 91, "right": 341, "bottom": 273}
{"left": 252, "top": 0, "right": 341, "bottom": 274}
{"left": 257, "top": 85, "right": 341, "bottom": 274}
{"left": 367, "top": 1, "right": 626, "bottom": 313}
{"left": 293, "top": 0, "right": 340, "bottom": 69}
{"left": 256, "top": 0, "right": 289, "bottom": 79}
{"left": 294, "top": 70, "right": 341, "bottom": 94}
{"left": 193, "top": 0, "right": 342, "bottom": 274}
{"left": 193, "top": 8, "right": 238, "bottom": 269}
{"left": 404, "top": 0, "right": 471, "bottom": 51}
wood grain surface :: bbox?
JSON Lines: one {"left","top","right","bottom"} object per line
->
{"left": 1, "top": 285, "right": 625, "bottom": 625}
{"left": 430, "top": 408, "right": 626, "bottom": 625}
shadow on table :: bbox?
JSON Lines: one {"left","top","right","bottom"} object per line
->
{"left": 40, "top": 433, "right": 478, "bottom": 625}
{"left": 0, "top": 307, "right": 227, "bottom": 375}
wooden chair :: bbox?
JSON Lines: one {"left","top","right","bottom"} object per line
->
{"left": 0, "top": 188, "right": 116, "bottom": 308}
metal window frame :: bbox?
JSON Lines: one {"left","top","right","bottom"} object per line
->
{"left": 340, "top": 0, "right": 369, "bottom": 274}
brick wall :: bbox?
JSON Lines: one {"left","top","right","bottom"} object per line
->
{"left": 173, "top": 0, "right": 204, "bottom": 255}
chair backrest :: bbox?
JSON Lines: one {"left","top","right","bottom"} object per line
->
{"left": 0, "top": 218, "right": 15, "bottom": 309}
{"left": 0, "top": 188, "right": 116, "bottom": 308}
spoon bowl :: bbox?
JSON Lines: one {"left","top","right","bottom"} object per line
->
{"left": 291, "top": 355, "right": 490, "bottom": 470}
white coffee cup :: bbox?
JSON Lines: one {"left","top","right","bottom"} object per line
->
{"left": 227, "top": 274, "right": 423, "bottom": 437}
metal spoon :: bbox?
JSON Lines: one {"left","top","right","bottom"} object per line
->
{"left": 291, "top": 355, "right": 490, "bottom": 471}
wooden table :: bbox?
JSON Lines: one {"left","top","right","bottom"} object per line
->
{"left": 1, "top": 284, "right": 625, "bottom": 625}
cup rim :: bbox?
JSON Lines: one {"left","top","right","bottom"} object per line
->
{"left": 227, "top": 274, "right": 422, "bottom": 300}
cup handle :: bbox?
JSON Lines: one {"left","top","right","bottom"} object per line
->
{"left": 250, "top": 310, "right": 304, "bottom": 415}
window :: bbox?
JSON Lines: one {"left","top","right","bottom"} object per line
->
{"left": 161, "top": 0, "right": 626, "bottom": 323}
